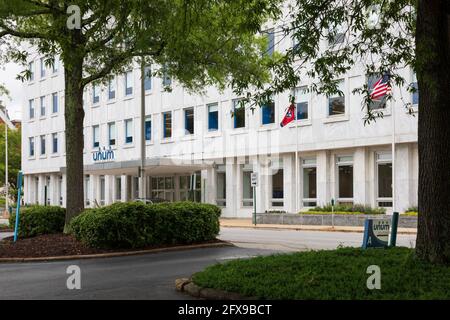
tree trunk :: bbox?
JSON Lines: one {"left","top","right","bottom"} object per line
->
{"left": 415, "top": 0, "right": 450, "bottom": 264}
{"left": 63, "top": 56, "right": 85, "bottom": 231}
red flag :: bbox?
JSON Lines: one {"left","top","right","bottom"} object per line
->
{"left": 280, "top": 103, "right": 296, "bottom": 127}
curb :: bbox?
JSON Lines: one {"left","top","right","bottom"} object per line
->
{"left": 0, "top": 241, "right": 234, "bottom": 263}
{"left": 221, "top": 224, "right": 417, "bottom": 235}
{"left": 175, "top": 278, "right": 256, "bottom": 300}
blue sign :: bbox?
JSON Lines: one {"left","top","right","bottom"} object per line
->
{"left": 362, "top": 218, "right": 391, "bottom": 249}
{"left": 92, "top": 146, "right": 115, "bottom": 162}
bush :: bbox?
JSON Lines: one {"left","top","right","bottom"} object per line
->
{"left": 69, "top": 201, "right": 221, "bottom": 249}
{"left": 307, "top": 203, "right": 385, "bottom": 215}
{"left": 8, "top": 205, "right": 66, "bottom": 238}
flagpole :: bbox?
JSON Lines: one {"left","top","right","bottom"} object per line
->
{"left": 391, "top": 95, "right": 396, "bottom": 214}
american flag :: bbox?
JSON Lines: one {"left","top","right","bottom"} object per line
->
{"left": 370, "top": 74, "right": 391, "bottom": 100}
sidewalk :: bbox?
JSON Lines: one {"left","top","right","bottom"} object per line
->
{"left": 220, "top": 218, "right": 417, "bottom": 234}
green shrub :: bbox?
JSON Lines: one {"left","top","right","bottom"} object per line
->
{"left": 307, "top": 203, "right": 385, "bottom": 215}
{"left": 69, "top": 201, "right": 221, "bottom": 249}
{"left": 8, "top": 205, "right": 66, "bottom": 238}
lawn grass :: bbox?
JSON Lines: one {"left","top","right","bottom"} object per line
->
{"left": 193, "top": 247, "right": 450, "bottom": 299}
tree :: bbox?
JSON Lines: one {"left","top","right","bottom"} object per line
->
{"left": 0, "top": 0, "right": 281, "bottom": 229}
{"left": 0, "top": 122, "right": 21, "bottom": 200}
{"left": 234, "top": 0, "right": 449, "bottom": 264}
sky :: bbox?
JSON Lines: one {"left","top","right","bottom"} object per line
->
{"left": 0, "top": 61, "right": 24, "bottom": 121}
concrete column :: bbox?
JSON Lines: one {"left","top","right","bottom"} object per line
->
{"left": 316, "top": 150, "right": 331, "bottom": 206}
{"left": 225, "top": 157, "right": 236, "bottom": 217}
{"left": 37, "top": 174, "right": 45, "bottom": 205}
{"left": 283, "top": 153, "right": 295, "bottom": 213}
{"left": 255, "top": 155, "right": 269, "bottom": 214}
{"left": 22, "top": 175, "right": 29, "bottom": 205}
{"left": 121, "top": 175, "right": 128, "bottom": 202}
{"left": 50, "top": 175, "right": 58, "bottom": 205}
{"left": 88, "top": 174, "right": 96, "bottom": 207}
{"left": 353, "top": 147, "right": 368, "bottom": 205}
{"left": 105, "top": 175, "right": 113, "bottom": 205}
{"left": 395, "top": 144, "right": 412, "bottom": 213}
{"left": 205, "top": 167, "right": 216, "bottom": 204}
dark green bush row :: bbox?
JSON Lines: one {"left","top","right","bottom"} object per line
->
{"left": 8, "top": 205, "right": 66, "bottom": 238}
{"left": 309, "top": 203, "right": 386, "bottom": 215}
{"left": 69, "top": 201, "right": 221, "bottom": 249}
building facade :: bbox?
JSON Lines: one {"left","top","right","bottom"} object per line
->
{"left": 21, "top": 20, "right": 419, "bottom": 217}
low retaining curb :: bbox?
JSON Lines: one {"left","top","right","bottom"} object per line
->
{"left": 176, "top": 278, "right": 256, "bottom": 300}
{"left": 0, "top": 241, "right": 234, "bottom": 263}
{"left": 256, "top": 213, "right": 418, "bottom": 228}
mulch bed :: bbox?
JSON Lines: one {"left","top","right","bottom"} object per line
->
{"left": 0, "top": 234, "right": 225, "bottom": 258}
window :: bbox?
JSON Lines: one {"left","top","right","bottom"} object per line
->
{"left": 271, "top": 168, "right": 284, "bottom": 207}
{"left": 151, "top": 176, "right": 175, "bottom": 201}
{"left": 28, "top": 61, "right": 34, "bottom": 81}
{"left": 29, "top": 99, "right": 35, "bottom": 119}
{"left": 108, "top": 78, "right": 116, "bottom": 100}
{"left": 412, "top": 72, "right": 419, "bottom": 106}
{"left": 368, "top": 75, "right": 387, "bottom": 110}
{"left": 329, "top": 23, "right": 345, "bottom": 46}
{"left": 52, "top": 92, "right": 58, "bottom": 113}
{"left": 233, "top": 99, "right": 245, "bottom": 129}
{"left": 40, "top": 57, "right": 46, "bottom": 78}
{"left": 93, "top": 84, "right": 100, "bottom": 104}
{"left": 294, "top": 86, "right": 309, "bottom": 120}
{"left": 29, "top": 137, "right": 35, "bottom": 157}
{"left": 40, "top": 96, "right": 46, "bottom": 117}
{"left": 125, "top": 71, "right": 133, "bottom": 95}
{"left": 207, "top": 103, "right": 219, "bottom": 131}
{"left": 100, "top": 175, "right": 105, "bottom": 206}
{"left": 328, "top": 80, "right": 345, "bottom": 116}
{"left": 108, "top": 122, "right": 116, "bottom": 146}
{"left": 125, "top": 119, "right": 133, "bottom": 143}
{"left": 52, "top": 133, "right": 58, "bottom": 153}
{"left": 302, "top": 158, "right": 317, "bottom": 207}
{"left": 337, "top": 156, "right": 353, "bottom": 204}
{"left": 93, "top": 125, "right": 100, "bottom": 148}
{"left": 377, "top": 153, "right": 392, "bottom": 207}
{"left": 216, "top": 166, "right": 226, "bottom": 207}
{"left": 144, "top": 66, "right": 152, "bottom": 91}
{"left": 179, "top": 176, "right": 190, "bottom": 201}
{"left": 40, "top": 135, "right": 46, "bottom": 155}
{"left": 145, "top": 116, "right": 152, "bottom": 141}
{"left": 261, "top": 100, "right": 275, "bottom": 125}
{"left": 184, "top": 108, "right": 194, "bottom": 135}
{"left": 163, "top": 112, "right": 172, "bottom": 138}
{"left": 242, "top": 164, "right": 254, "bottom": 207}
{"left": 84, "top": 175, "right": 91, "bottom": 206}
{"left": 115, "top": 176, "right": 122, "bottom": 201}
{"left": 265, "top": 29, "right": 275, "bottom": 56}
{"left": 52, "top": 56, "right": 59, "bottom": 73}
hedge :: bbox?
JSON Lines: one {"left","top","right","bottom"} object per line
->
{"left": 308, "top": 204, "right": 386, "bottom": 215}
{"left": 8, "top": 205, "right": 66, "bottom": 238}
{"left": 69, "top": 201, "right": 221, "bottom": 249}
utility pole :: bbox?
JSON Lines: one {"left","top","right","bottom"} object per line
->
{"left": 139, "top": 58, "right": 146, "bottom": 199}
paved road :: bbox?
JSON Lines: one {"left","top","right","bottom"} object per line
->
{"left": 0, "top": 227, "right": 416, "bottom": 299}
{"left": 219, "top": 227, "right": 416, "bottom": 251}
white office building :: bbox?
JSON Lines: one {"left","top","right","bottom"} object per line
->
{"left": 21, "top": 19, "right": 419, "bottom": 217}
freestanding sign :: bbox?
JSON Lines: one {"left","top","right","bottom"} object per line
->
{"left": 362, "top": 218, "right": 391, "bottom": 248}
{"left": 251, "top": 173, "right": 258, "bottom": 187}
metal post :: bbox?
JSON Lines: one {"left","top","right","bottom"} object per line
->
{"left": 389, "top": 211, "right": 399, "bottom": 247}
{"left": 253, "top": 186, "right": 256, "bottom": 226}
{"left": 13, "top": 171, "right": 23, "bottom": 242}
{"left": 5, "top": 121, "right": 8, "bottom": 214}
{"left": 331, "top": 198, "right": 335, "bottom": 228}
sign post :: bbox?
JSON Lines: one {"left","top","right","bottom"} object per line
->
{"left": 13, "top": 171, "right": 23, "bottom": 242}
{"left": 251, "top": 173, "right": 258, "bottom": 226}
{"left": 331, "top": 198, "right": 335, "bottom": 228}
